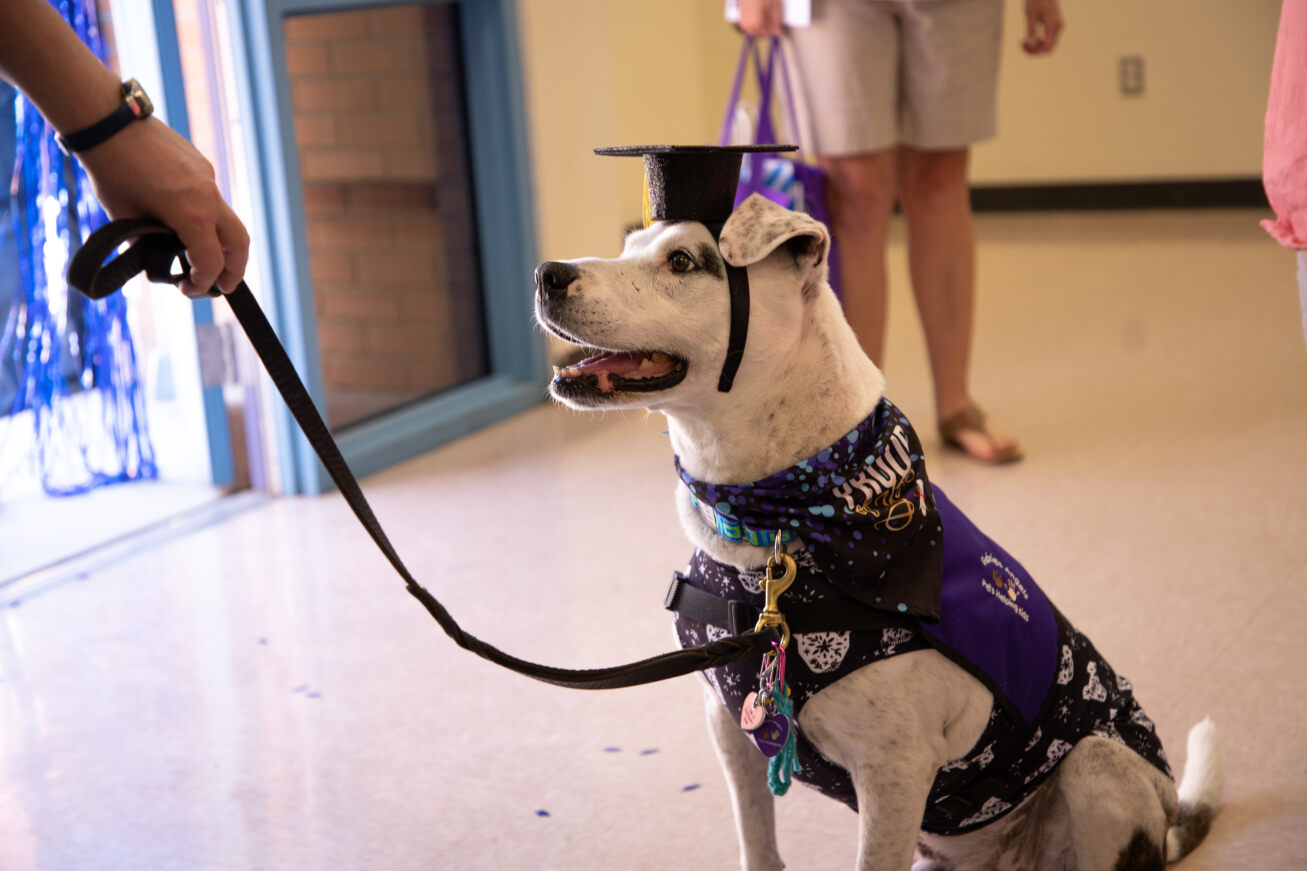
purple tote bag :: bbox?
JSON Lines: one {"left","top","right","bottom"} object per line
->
{"left": 720, "top": 37, "right": 842, "bottom": 298}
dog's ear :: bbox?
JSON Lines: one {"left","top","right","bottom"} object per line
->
{"left": 719, "top": 193, "right": 830, "bottom": 278}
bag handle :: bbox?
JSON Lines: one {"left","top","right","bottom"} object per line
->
{"left": 753, "top": 39, "right": 779, "bottom": 147}
{"left": 718, "top": 34, "right": 803, "bottom": 154}
{"left": 719, "top": 36, "right": 799, "bottom": 183}
{"left": 719, "top": 36, "right": 766, "bottom": 146}
{"left": 772, "top": 37, "right": 805, "bottom": 157}
{"left": 753, "top": 38, "right": 803, "bottom": 155}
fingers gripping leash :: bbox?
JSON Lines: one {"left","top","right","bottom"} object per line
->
{"left": 65, "top": 219, "right": 775, "bottom": 691}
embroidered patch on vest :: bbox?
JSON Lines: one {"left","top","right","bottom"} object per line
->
{"left": 922, "top": 487, "right": 1060, "bottom": 725}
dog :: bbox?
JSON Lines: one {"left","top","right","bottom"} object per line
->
{"left": 534, "top": 193, "right": 1222, "bottom": 871}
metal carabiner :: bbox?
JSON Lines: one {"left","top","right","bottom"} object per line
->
{"left": 754, "top": 533, "right": 797, "bottom": 647}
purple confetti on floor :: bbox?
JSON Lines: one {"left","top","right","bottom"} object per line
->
{"left": 640, "top": 748, "right": 660, "bottom": 756}
{"left": 258, "top": 638, "right": 268, "bottom": 645}
{"left": 535, "top": 810, "right": 551, "bottom": 817}
{"left": 292, "top": 685, "right": 307, "bottom": 693}
{"left": 307, "top": 692, "right": 322, "bottom": 699}
{"left": 603, "top": 747, "right": 621, "bottom": 753}
{"left": 681, "top": 784, "right": 701, "bottom": 792}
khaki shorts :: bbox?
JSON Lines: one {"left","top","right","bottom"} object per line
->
{"left": 783, "top": 0, "right": 1004, "bottom": 155}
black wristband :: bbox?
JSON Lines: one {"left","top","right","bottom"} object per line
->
{"left": 56, "top": 79, "right": 153, "bottom": 155}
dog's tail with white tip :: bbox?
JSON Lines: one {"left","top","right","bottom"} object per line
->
{"left": 1165, "top": 717, "right": 1223, "bottom": 863}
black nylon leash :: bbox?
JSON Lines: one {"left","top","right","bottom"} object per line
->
{"left": 67, "top": 218, "right": 774, "bottom": 690}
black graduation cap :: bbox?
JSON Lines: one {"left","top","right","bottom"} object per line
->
{"left": 594, "top": 144, "right": 798, "bottom": 393}
{"left": 594, "top": 144, "right": 797, "bottom": 227}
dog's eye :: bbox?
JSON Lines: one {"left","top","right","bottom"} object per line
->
{"left": 668, "top": 250, "right": 696, "bottom": 274}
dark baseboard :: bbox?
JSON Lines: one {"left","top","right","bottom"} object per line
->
{"left": 969, "top": 178, "right": 1268, "bottom": 212}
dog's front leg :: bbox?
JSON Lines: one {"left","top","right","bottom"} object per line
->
{"left": 801, "top": 655, "right": 990, "bottom": 871}
{"left": 844, "top": 758, "right": 937, "bottom": 871}
{"left": 704, "top": 685, "right": 785, "bottom": 871}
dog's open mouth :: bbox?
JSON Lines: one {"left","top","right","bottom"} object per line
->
{"left": 552, "top": 348, "right": 688, "bottom": 397}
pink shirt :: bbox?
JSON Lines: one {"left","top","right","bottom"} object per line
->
{"left": 1263, "top": 1, "right": 1307, "bottom": 250}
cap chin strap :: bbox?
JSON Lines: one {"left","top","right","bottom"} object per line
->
{"left": 705, "top": 220, "right": 748, "bottom": 393}
{"left": 719, "top": 264, "right": 749, "bottom": 392}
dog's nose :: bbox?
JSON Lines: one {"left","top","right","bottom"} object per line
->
{"left": 535, "top": 261, "right": 581, "bottom": 299}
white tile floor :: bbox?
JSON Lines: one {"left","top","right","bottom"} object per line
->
{"left": 0, "top": 210, "right": 1304, "bottom": 870}
{"left": 0, "top": 480, "right": 224, "bottom": 585}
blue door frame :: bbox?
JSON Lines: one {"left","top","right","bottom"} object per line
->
{"left": 228, "top": 0, "right": 545, "bottom": 494}
{"left": 152, "top": 0, "right": 236, "bottom": 487}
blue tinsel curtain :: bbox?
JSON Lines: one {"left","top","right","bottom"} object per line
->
{"left": 0, "top": 0, "right": 156, "bottom": 496}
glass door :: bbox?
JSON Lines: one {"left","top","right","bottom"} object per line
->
{"left": 0, "top": 0, "right": 239, "bottom": 591}
{"left": 283, "top": 4, "right": 489, "bottom": 430}
{"left": 227, "top": 0, "right": 544, "bottom": 494}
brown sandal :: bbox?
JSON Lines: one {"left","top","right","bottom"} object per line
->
{"left": 938, "top": 405, "right": 1024, "bottom": 464}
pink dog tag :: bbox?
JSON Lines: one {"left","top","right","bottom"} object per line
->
{"left": 739, "top": 691, "right": 767, "bottom": 731}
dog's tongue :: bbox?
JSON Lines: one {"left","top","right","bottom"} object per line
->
{"left": 563, "top": 351, "right": 676, "bottom": 393}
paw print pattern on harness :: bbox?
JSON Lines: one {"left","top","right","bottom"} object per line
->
{"left": 1056, "top": 644, "right": 1074, "bottom": 685}
{"left": 795, "top": 631, "right": 851, "bottom": 673}
{"left": 1082, "top": 661, "right": 1108, "bottom": 702}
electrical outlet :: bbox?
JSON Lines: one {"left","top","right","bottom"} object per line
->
{"left": 1120, "top": 56, "right": 1145, "bottom": 96}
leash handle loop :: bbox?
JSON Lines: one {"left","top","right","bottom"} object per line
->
{"left": 66, "top": 219, "right": 773, "bottom": 690}
{"left": 66, "top": 218, "right": 190, "bottom": 299}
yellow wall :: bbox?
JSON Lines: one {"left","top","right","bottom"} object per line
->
{"left": 517, "top": 0, "right": 1280, "bottom": 262}
{"left": 517, "top": 0, "right": 737, "bottom": 262}
{"left": 973, "top": 0, "right": 1280, "bottom": 183}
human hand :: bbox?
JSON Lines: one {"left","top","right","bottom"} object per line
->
{"left": 1022, "top": 0, "right": 1063, "bottom": 55}
{"left": 738, "top": 0, "right": 783, "bottom": 38}
{"left": 76, "top": 116, "right": 249, "bottom": 299}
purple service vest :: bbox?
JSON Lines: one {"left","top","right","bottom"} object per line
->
{"left": 673, "top": 484, "right": 1172, "bottom": 834}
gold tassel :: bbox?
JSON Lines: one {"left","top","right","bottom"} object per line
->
{"left": 642, "top": 172, "right": 653, "bottom": 228}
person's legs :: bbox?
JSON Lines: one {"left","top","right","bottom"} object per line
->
{"left": 784, "top": 0, "right": 899, "bottom": 364}
{"left": 890, "top": 0, "right": 1016, "bottom": 461}
{"left": 787, "top": 0, "right": 1016, "bottom": 460}
{"left": 897, "top": 145, "right": 1019, "bottom": 461}
{"left": 817, "top": 149, "right": 897, "bottom": 366}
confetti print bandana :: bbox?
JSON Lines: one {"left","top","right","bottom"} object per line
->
{"left": 675, "top": 399, "right": 944, "bottom": 620}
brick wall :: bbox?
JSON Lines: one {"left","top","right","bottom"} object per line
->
{"left": 284, "top": 4, "right": 486, "bottom": 429}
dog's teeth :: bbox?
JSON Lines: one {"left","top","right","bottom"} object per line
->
{"left": 650, "top": 352, "right": 670, "bottom": 364}
{"left": 552, "top": 365, "right": 561, "bottom": 377}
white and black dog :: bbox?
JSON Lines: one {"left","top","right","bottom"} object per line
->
{"left": 534, "top": 193, "right": 1222, "bottom": 871}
